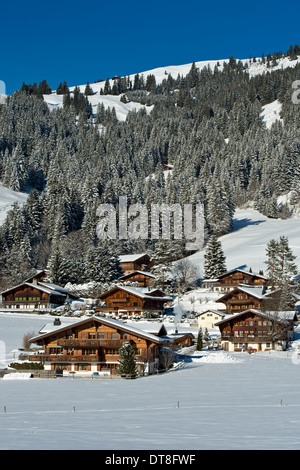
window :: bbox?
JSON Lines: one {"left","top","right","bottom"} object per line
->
{"left": 88, "top": 332, "right": 96, "bottom": 339}
{"left": 82, "top": 348, "right": 97, "bottom": 355}
{"left": 49, "top": 347, "right": 62, "bottom": 354}
{"left": 106, "top": 348, "right": 119, "bottom": 355}
{"left": 97, "top": 332, "right": 105, "bottom": 339}
{"left": 112, "top": 332, "right": 118, "bottom": 339}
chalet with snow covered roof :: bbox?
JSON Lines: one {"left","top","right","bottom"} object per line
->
{"left": 0, "top": 272, "right": 70, "bottom": 311}
{"left": 118, "top": 270, "right": 155, "bottom": 287}
{"left": 119, "top": 253, "right": 153, "bottom": 275}
{"left": 217, "top": 286, "right": 279, "bottom": 315}
{"left": 29, "top": 316, "right": 164, "bottom": 376}
{"left": 195, "top": 309, "right": 226, "bottom": 329}
{"left": 215, "top": 308, "right": 297, "bottom": 352}
{"left": 202, "top": 268, "right": 268, "bottom": 292}
{"left": 150, "top": 324, "right": 195, "bottom": 348}
{"left": 96, "top": 285, "right": 172, "bottom": 318}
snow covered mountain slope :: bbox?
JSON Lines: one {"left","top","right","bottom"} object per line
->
{"left": 43, "top": 55, "right": 300, "bottom": 122}
{"left": 44, "top": 90, "right": 152, "bottom": 122}
{"left": 260, "top": 100, "right": 282, "bottom": 128}
{"left": 187, "top": 208, "right": 300, "bottom": 275}
{"left": 0, "top": 184, "right": 27, "bottom": 225}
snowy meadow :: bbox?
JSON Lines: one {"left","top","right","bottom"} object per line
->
{"left": 1, "top": 312, "right": 300, "bottom": 450}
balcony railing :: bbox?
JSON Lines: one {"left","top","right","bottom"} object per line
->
{"left": 56, "top": 339, "right": 124, "bottom": 348}
{"left": 222, "top": 335, "right": 278, "bottom": 343}
{"left": 30, "top": 354, "right": 102, "bottom": 363}
{"left": 30, "top": 352, "right": 146, "bottom": 363}
{"left": 2, "top": 300, "right": 49, "bottom": 307}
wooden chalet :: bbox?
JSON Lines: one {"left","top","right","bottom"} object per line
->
{"left": 96, "top": 285, "right": 172, "bottom": 317}
{"left": 0, "top": 271, "right": 70, "bottom": 311}
{"left": 215, "top": 308, "right": 298, "bottom": 352}
{"left": 202, "top": 268, "right": 268, "bottom": 292}
{"left": 152, "top": 324, "right": 195, "bottom": 348}
{"left": 217, "top": 285, "right": 279, "bottom": 315}
{"left": 195, "top": 309, "right": 226, "bottom": 329}
{"left": 29, "top": 316, "right": 164, "bottom": 376}
{"left": 118, "top": 271, "right": 155, "bottom": 287}
{"left": 119, "top": 253, "right": 153, "bottom": 275}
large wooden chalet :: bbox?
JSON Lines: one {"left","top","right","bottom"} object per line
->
{"left": 29, "top": 316, "right": 164, "bottom": 376}
{"left": 119, "top": 253, "right": 153, "bottom": 275}
{"left": 202, "top": 268, "right": 268, "bottom": 292}
{"left": 217, "top": 285, "right": 280, "bottom": 315}
{"left": 0, "top": 271, "right": 69, "bottom": 311}
{"left": 96, "top": 285, "right": 172, "bottom": 317}
{"left": 215, "top": 308, "right": 298, "bottom": 352}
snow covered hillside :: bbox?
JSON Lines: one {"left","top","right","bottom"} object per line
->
{"left": 43, "top": 55, "right": 300, "bottom": 123}
{"left": 187, "top": 208, "right": 300, "bottom": 276}
{"left": 260, "top": 100, "right": 282, "bottom": 128}
{"left": 44, "top": 91, "right": 152, "bottom": 122}
{"left": 0, "top": 184, "right": 27, "bottom": 225}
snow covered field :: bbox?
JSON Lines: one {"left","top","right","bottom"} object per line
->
{"left": 1, "top": 209, "right": 300, "bottom": 450}
{"left": 1, "top": 311, "right": 300, "bottom": 450}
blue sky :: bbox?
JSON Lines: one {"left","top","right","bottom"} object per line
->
{"left": 1, "top": 0, "right": 300, "bottom": 95}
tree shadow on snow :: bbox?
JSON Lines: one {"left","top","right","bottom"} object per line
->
{"left": 231, "top": 217, "right": 266, "bottom": 233}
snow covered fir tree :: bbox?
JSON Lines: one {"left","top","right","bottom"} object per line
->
{"left": 0, "top": 44, "right": 300, "bottom": 296}
{"left": 118, "top": 342, "right": 137, "bottom": 378}
{"left": 204, "top": 234, "right": 227, "bottom": 279}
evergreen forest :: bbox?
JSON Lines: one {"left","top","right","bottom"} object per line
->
{"left": 0, "top": 45, "right": 300, "bottom": 292}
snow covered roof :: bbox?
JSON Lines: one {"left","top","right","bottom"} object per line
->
{"left": 119, "top": 271, "right": 156, "bottom": 279}
{"left": 38, "top": 282, "right": 69, "bottom": 294}
{"left": 214, "top": 308, "right": 297, "bottom": 326}
{"left": 218, "top": 268, "right": 269, "bottom": 280}
{"left": 218, "top": 286, "right": 277, "bottom": 301}
{"left": 99, "top": 285, "right": 172, "bottom": 301}
{"left": 195, "top": 309, "right": 226, "bottom": 318}
{"left": 39, "top": 318, "right": 83, "bottom": 334}
{"left": 119, "top": 253, "right": 150, "bottom": 263}
{"left": 31, "top": 315, "right": 164, "bottom": 344}
{"left": 0, "top": 281, "right": 67, "bottom": 297}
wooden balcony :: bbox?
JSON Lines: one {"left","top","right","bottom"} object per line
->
{"left": 222, "top": 335, "right": 275, "bottom": 343}
{"left": 30, "top": 354, "right": 102, "bottom": 363}
{"left": 2, "top": 300, "right": 49, "bottom": 307}
{"left": 56, "top": 339, "right": 124, "bottom": 348}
